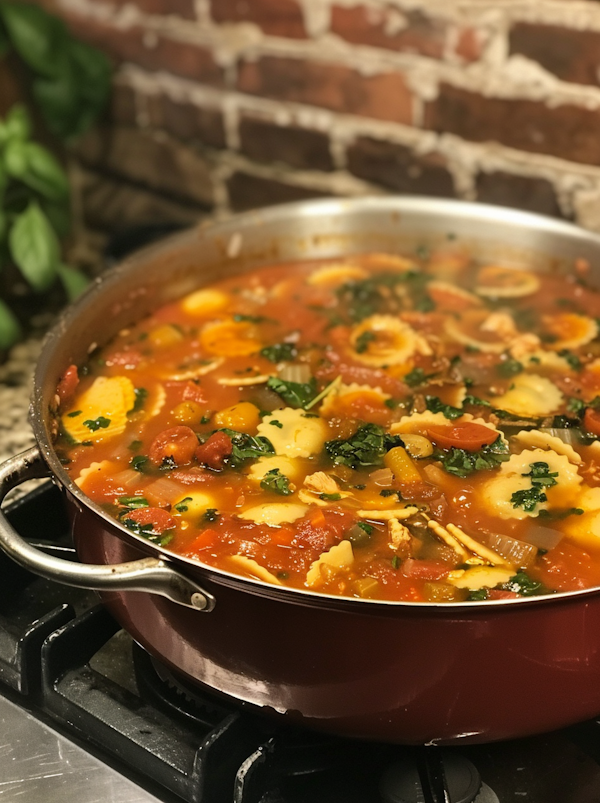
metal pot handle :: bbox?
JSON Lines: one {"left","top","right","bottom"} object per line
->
{"left": 0, "top": 446, "right": 215, "bottom": 612}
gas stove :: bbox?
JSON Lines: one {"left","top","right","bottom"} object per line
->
{"left": 2, "top": 484, "right": 600, "bottom": 803}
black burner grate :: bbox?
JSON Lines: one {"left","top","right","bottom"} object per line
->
{"left": 3, "top": 484, "right": 600, "bottom": 803}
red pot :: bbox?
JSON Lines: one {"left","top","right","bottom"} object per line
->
{"left": 2, "top": 197, "right": 600, "bottom": 745}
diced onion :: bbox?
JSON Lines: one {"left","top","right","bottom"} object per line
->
{"left": 369, "top": 468, "right": 394, "bottom": 487}
{"left": 112, "top": 469, "right": 145, "bottom": 490}
{"left": 279, "top": 363, "right": 311, "bottom": 383}
{"left": 145, "top": 478, "right": 185, "bottom": 507}
{"left": 521, "top": 525, "right": 564, "bottom": 551}
{"left": 483, "top": 532, "right": 538, "bottom": 568}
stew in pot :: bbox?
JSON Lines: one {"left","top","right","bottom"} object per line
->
{"left": 53, "top": 248, "right": 600, "bottom": 603}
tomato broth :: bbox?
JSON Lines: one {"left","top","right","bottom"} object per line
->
{"left": 54, "top": 249, "right": 600, "bottom": 603}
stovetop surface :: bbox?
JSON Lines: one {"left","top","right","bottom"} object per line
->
{"left": 2, "top": 483, "right": 600, "bottom": 803}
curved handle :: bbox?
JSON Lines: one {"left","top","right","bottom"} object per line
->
{"left": 0, "top": 446, "right": 215, "bottom": 612}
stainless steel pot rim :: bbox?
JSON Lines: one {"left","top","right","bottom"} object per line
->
{"left": 30, "top": 195, "right": 600, "bottom": 612}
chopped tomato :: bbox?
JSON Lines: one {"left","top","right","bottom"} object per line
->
{"left": 185, "top": 528, "right": 218, "bottom": 553}
{"left": 401, "top": 558, "right": 449, "bottom": 581}
{"left": 195, "top": 431, "right": 233, "bottom": 470}
{"left": 534, "top": 543, "right": 600, "bottom": 592}
{"left": 149, "top": 426, "right": 198, "bottom": 467}
{"left": 56, "top": 365, "right": 79, "bottom": 404}
{"left": 182, "top": 381, "right": 206, "bottom": 404}
{"left": 316, "top": 349, "right": 408, "bottom": 395}
{"left": 104, "top": 349, "right": 142, "bottom": 369}
{"left": 125, "top": 507, "right": 176, "bottom": 535}
{"left": 293, "top": 508, "right": 354, "bottom": 554}
{"left": 487, "top": 589, "right": 519, "bottom": 600}
{"left": 427, "top": 422, "right": 498, "bottom": 452}
{"left": 584, "top": 407, "right": 600, "bottom": 438}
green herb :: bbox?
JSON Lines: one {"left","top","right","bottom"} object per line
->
{"left": 118, "top": 496, "right": 149, "bottom": 510}
{"left": 233, "top": 313, "right": 269, "bottom": 323}
{"left": 384, "top": 398, "right": 399, "bottom": 409}
{"left": 463, "top": 394, "right": 491, "bottom": 407}
{"left": 160, "top": 456, "right": 177, "bottom": 471}
{"left": 260, "top": 343, "right": 297, "bottom": 362}
{"left": 353, "top": 484, "right": 366, "bottom": 490}
{"left": 121, "top": 516, "right": 173, "bottom": 547}
{"left": 131, "top": 387, "right": 148, "bottom": 413}
{"left": 436, "top": 436, "right": 509, "bottom": 478}
{"left": 355, "top": 330, "right": 377, "bottom": 354}
{"left": 218, "top": 428, "right": 274, "bottom": 468}
{"left": 269, "top": 419, "right": 283, "bottom": 429}
{"left": 468, "top": 589, "right": 489, "bottom": 601}
{"left": 559, "top": 349, "right": 583, "bottom": 371}
{"left": 130, "top": 454, "right": 149, "bottom": 473}
{"left": 391, "top": 555, "right": 401, "bottom": 569}
{"left": 510, "top": 461, "right": 558, "bottom": 512}
{"left": 204, "top": 508, "right": 220, "bottom": 522}
{"left": 82, "top": 415, "right": 111, "bottom": 432}
{"left": 128, "top": 439, "right": 143, "bottom": 451}
{"left": 404, "top": 367, "right": 437, "bottom": 388}
{"left": 200, "top": 415, "right": 211, "bottom": 424}
{"left": 174, "top": 497, "right": 193, "bottom": 513}
{"left": 266, "top": 376, "right": 318, "bottom": 408}
{"left": 538, "top": 507, "right": 583, "bottom": 520}
{"left": 504, "top": 571, "right": 545, "bottom": 597}
{"left": 497, "top": 358, "right": 523, "bottom": 377}
{"left": 567, "top": 397, "right": 586, "bottom": 415}
{"left": 66, "top": 410, "right": 81, "bottom": 417}
{"left": 260, "top": 468, "right": 292, "bottom": 496}
{"left": 425, "top": 396, "right": 463, "bottom": 420}
{"left": 358, "top": 522, "right": 374, "bottom": 534}
{"left": 325, "top": 423, "right": 404, "bottom": 469}
{"left": 319, "top": 492, "right": 342, "bottom": 501}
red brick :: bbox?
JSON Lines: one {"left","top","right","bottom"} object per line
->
{"left": 210, "top": 0, "right": 306, "bottom": 38}
{"left": 147, "top": 94, "right": 226, "bottom": 148}
{"left": 510, "top": 23, "right": 600, "bottom": 86}
{"left": 109, "top": 83, "right": 138, "bottom": 126}
{"left": 425, "top": 83, "right": 600, "bottom": 166}
{"left": 331, "top": 5, "right": 445, "bottom": 59}
{"left": 237, "top": 57, "right": 413, "bottom": 124}
{"left": 94, "top": 0, "right": 196, "bottom": 19}
{"left": 238, "top": 115, "right": 333, "bottom": 171}
{"left": 453, "top": 27, "right": 485, "bottom": 63}
{"left": 75, "top": 126, "right": 215, "bottom": 207}
{"left": 81, "top": 170, "right": 205, "bottom": 232}
{"left": 347, "top": 136, "right": 455, "bottom": 196}
{"left": 476, "top": 171, "right": 563, "bottom": 218}
{"left": 226, "top": 171, "right": 330, "bottom": 212}
{"left": 56, "top": 13, "right": 224, "bottom": 85}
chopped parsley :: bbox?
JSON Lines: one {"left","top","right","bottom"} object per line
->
{"left": 435, "top": 436, "right": 509, "bottom": 478}
{"left": 510, "top": 461, "right": 558, "bottom": 513}
{"left": 118, "top": 496, "right": 149, "bottom": 509}
{"left": 269, "top": 419, "right": 283, "bottom": 429}
{"left": 538, "top": 507, "right": 583, "bottom": 521}
{"left": 355, "top": 331, "right": 377, "bottom": 354}
{"left": 233, "top": 313, "right": 269, "bottom": 323}
{"left": 391, "top": 555, "right": 401, "bottom": 569}
{"left": 497, "top": 358, "right": 523, "bottom": 377}
{"left": 82, "top": 415, "right": 111, "bottom": 432}
{"left": 567, "top": 397, "right": 586, "bottom": 416}
{"left": 130, "top": 454, "right": 149, "bottom": 472}
{"left": 325, "top": 423, "right": 404, "bottom": 469}
{"left": 425, "top": 396, "right": 463, "bottom": 420}
{"left": 404, "top": 367, "right": 437, "bottom": 388}
{"left": 66, "top": 410, "right": 82, "bottom": 417}
{"left": 558, "top": 349, "right": 583, "bottom": 371}
{"left": 266, "top": 376, "right": 318, "bottom": 408}
{"left": 131, "top": 387, "right": 148, "bottom": 413}
{"left": 217, "top": 429, "right": 275, "bottom": 468}
{"left": 260, "top": 468, "right": 292, "bottom": 496}
{"left": 260, "top": 343, "right": 297, "bottom": 363}
{"left": 503, "top": 571, "right": 545, "bottom": 597}
{"left": 174, "top": 497, "right": 193, "bottom": 513}
{"left": 319, "top": 492, "right": 342, "bottom": 501}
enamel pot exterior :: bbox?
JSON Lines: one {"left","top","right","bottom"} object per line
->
{"left": 20, "top": 197, "right": 600, "bottom": 744}
{"left": 70, "top": 493, "right": 600, "bottom": 745}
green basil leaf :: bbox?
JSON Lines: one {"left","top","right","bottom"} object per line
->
{"left": 3, "top": 139, "right": 28, "bottom": 178}
{"left": 21, "top": 142, "right": 69, "bottom": 200}
{"left": 0, "top": 3, "right": 65, "bottom": 78}
{"left": 9, "top": 201, "right": 59, "bottom": 291}
{"left": 57, "top": 263, "right": 89, "bottom": 301}
{"left": 32, "top": 71, "right": 80, "bottom": 140}
{"left": 0, "top": 298, "right": 21, "bottom": 349}
{"left": 4, "top": 104, "right": 31, "bottom": 140}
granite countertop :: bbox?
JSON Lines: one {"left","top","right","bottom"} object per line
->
{"left": 0, "top": 336, "right": 44, "bottom": 500}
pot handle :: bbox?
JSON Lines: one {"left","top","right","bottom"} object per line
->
{"left": 0, "top": 446, "right": 216, "bottom": 612}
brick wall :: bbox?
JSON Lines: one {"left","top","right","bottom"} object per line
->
{"left": 33, "top": 0, "right": 600, "bottom": 239}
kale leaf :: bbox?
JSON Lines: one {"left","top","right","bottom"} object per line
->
{"left": 436, "top": 436, "right": 509, "bottom": 478}
{"left": 266, "top": 376, "right": 318, "bottom": 408}
{"left": 217, "top": 428, "right": 275, "bottom": 468}
{"left": 260, "top": 343, "right": 297, "bottom": 363}
{"left": 260, "top": 468, "right": 292, "bottom": 496}
{"left": 325, "top": 423, "right": 404, "bottom": 469}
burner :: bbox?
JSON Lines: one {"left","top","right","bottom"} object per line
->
{"left": 379, "top": 750, "right": 499, "bottom": 803}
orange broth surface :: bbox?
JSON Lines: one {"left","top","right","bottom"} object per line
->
{"left": 54, "top": 249, "right": 600, "bottom": 603}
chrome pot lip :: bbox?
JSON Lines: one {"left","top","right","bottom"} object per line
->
{"left": 29, "top": 195, "right": 600, "bottom": 612}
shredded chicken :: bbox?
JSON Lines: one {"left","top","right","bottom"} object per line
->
{"left": 303, "top": 472, "right": 341, "bottom": 495}
{"left": 388, "top": 517, "right": 412, "bottom": 552}
{"left": 509, "top": 333, "right": 541, "bottom": 359}
{"left": 481, "top": 312, "right": 517, "bottom": 339}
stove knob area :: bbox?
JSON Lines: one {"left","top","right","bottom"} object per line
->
{"left": 379, "top": 751, "right": 500, "bottom": 803}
